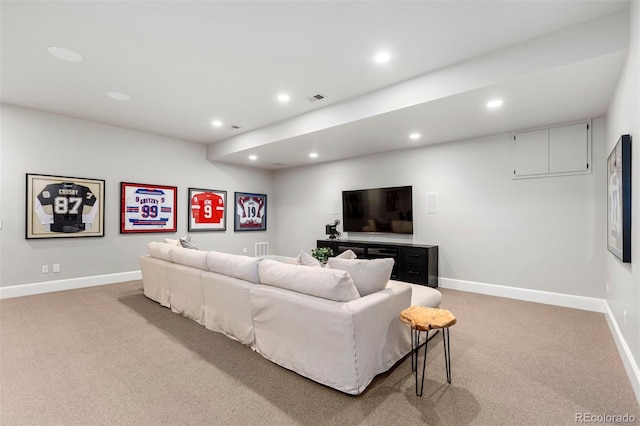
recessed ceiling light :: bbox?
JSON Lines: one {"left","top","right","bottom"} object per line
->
{"left": 106, "top": 91, "right": 131, "bottom": 101}
{"left": 211, "top": 120, "right": 223, "bottom": 127}
{"left": 373, "top": 51, "right": 391, "bottom": 64}
{"left": 486, "top": 99, "right": 504, "bottom": 109}
{"left": 409, "top": 133, "right": 421, "bottom": 140}
{"left": 277, "top": 93, "right": 290, "bottom": 103}
{"left": 248, "top": 155, "right": 258, "bottom": 161}
{"left": 47, "top": 46, "right": 83, "bottom": 62}
{"left": 309, "top": 152, "right": 318, "bottom": 158}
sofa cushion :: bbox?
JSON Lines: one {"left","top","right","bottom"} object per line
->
{"left": 258, "top": 259, "right": 360, "bottom": 302}
{"left": 206, "top": 250, "right": 261, "bottom": 283}
{"left": 327, "top": 257, "right": 394, "bottom": 297}
{"left": 296, "top": 250, "right": 322, "bottom": 267}
{"left": 147, "top": 241, "right": 174, "bottom": 262}
{"left": 171, "top": 246, "right": 208, "bottom": 270}
{"left": 260, "top": 255, "right": 299, "bottom": 265}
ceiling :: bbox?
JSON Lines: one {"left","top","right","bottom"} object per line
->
{"left": 0, "top": 1, "right": 630, "bottom": 170}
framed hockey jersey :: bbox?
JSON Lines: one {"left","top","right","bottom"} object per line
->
{"left": 234, "top": 192, "right": 267, "bottom": 231}
{"left": 188, "top": 188, "right": 226, "bottom": 232}
{"left": 26, "top": 173, "right": 105, "bottom": 239}
{"left": 120, "top": 182, "right": 177, "bottom": 234}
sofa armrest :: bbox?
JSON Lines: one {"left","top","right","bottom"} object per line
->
{"left": 141, "top": 255, "right": 171, "bottom": 307}
{"left": 345, "top": 281, "right": 413, "bottom": 385}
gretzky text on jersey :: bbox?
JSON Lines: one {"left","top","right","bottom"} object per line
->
{"left": 126, "top": 188, "right": 173, "bottom": 228}
{"left": 236, "top": 196, "right": 265, "bottom": 229}
{"left": 35, "top": 182, "right": 99, "bottom": 233}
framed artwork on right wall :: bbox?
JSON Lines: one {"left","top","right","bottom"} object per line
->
{"left": 607, "top": 134, "right": 632, "bottom": 263}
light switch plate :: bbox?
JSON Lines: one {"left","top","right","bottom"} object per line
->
{"left": 427, "top": 192, "right": 438, "bottom": 214}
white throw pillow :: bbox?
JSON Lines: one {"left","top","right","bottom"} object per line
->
{"left": 258, "top": 259, "right": 360, "bottom": 302}
{"left": 327, "top": 257, "right": 394, "bottom": 297}
{"left": 164, "top": 238, "right": 181, "bottom": 247}
{"left": 296, "top": 250, "right": 322, "bottom": 267}
{"left": 180, "top": 234, "right": 199, "bottom": 250}
{"left": 335, "top": 249, "right": 357, "bottom": 259}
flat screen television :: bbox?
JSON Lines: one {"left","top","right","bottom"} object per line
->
{"left": 342, "top": 186, "right": 413, "bottom": 234}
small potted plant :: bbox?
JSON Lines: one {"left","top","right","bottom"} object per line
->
{"left": 311, "top": 247, "right": 334, "bottom": 264}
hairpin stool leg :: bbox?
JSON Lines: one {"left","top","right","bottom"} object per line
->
{"left": 443, "top": 327, "right": 451, "bottom": 384}
{"left": 415, "top": 329, "right": 428, "bottom": 397}
{"left": 410, "top": 326, "right": 416, "bottom": 372}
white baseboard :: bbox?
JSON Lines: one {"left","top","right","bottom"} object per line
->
{"left": 439, "top": 277, "right": 605, "bottom": 312}
{"left": 604, "top": 301, "right": 640, "bottom": 404}
{"left": 0, "top": 271, "right": 142, "bottom": 299}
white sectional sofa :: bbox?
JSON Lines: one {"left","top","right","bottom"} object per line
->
{"left": 140, "top": 242, "right": 442, "bottom": 395}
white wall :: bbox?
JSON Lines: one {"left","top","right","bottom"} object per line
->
{"left": 0, "top": 104, "right": 275, "bottom": 287}
{"left": 273, "top": 118, "right": 607, "bottom": 299}
{"left": 605, "top": 0, "right": 640, "bottom": 388}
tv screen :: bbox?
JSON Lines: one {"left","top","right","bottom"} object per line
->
{"left": 342, "top": 186, "right": 413, "bottom": 234}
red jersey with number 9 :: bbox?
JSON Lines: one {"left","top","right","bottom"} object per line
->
{"left": 191, "top": 192, "right": 224, "bottom": 224}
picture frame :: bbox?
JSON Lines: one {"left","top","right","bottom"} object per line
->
{"left": 607, "top": 134, "right": 632, "bottom": 263}
{"left": 234, "top": 192, "right": 267, "bottom": 231}
{"left": 26, "top": 173, "right": 105, "bottom": 239}
{"left": 120, "top": 182, "right": 177, "bottom": 234}
{"left": 188, "top": 188, "right": 227, "bottom": 232}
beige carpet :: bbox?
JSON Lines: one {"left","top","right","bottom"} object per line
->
{"left": 1, "top": 281, "right": 638, "bottom": 425}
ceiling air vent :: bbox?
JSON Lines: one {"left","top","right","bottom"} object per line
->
{"left": 230, "top": 125, "right": 242, "bottom": 130}
{"left": 305, "top": 93, "right": 326, "bottom": 103}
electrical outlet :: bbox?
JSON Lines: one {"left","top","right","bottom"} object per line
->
{"left": 53, "top": 264, "right": 60, "bottom": 273}
{"left": 624, "top": 311, "right": 628, "bottom": 328}
{"left": 41, "top": 265, "right": 49, "bottom": 274}
{"left": 243, "top": 248, "right": 247, "bottom": 253}
{"left": 606, "top": 282, "right": 610, "bottom": 294}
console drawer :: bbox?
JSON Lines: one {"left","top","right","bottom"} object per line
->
{"left": 403, "top": 247, "right": 426, "bottom": 260}
{"left": 402, "top": 264, "right": 426, "bottom": 282}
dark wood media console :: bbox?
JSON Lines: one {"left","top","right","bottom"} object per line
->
{"left": 317, "top": 240, "right": 439, "bottom": 288}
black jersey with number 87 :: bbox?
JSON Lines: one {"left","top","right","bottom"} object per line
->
{"left": 37, "top": 182, "right": 97, "bottom": 233}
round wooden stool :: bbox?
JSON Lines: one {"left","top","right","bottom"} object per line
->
{"left": 400, "top": 306, "right": 457, "bottom": 396}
